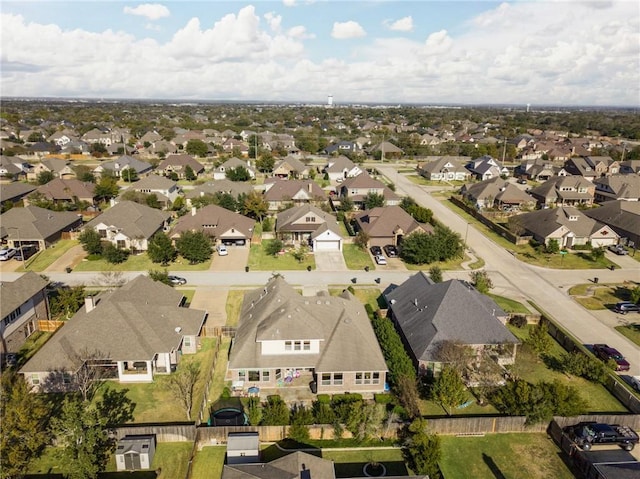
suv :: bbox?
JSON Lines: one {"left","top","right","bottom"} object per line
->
{"left": 614, "top": 302, "right": 640, "bottom": 314}
{"left": 608, "top": 244, "right": 628, "bottom": 255}
{"left": 0, "top": 247, "right": 17, "bottom": 261}
{"left": 383, "top": 244, "right": 398, "bottom": 258}
{"left": 592, "top": 343, "right": 630, "bottom": 371}
{"left": 370, "top": 246, "right": 382, "bottom": 257}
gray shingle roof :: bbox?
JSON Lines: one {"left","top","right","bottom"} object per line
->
{"left": 85, "top": 201, "right": 170, "bottom": 240}
{"left": 222, "top": 451, "right": 336, "bottom": 479}
{"left": 0, "top": 206, "right": 82, "bottom": 241}
{"left": 584, "top": 201, "right": 640, "bottom": 237}
{"left": 170, "top": 204, "right": 255, "bottom": 239}
{"left": 0, "top": 272, "right": 48, "bottom": 319}
{"left": 517, "top": 206, "right": 610, "bottom": 238}
{"left": 276, "top": 204, "right": 340, "bottom": 234}
{"left": 354, "top": 206, "right": 432, "bottom": 239}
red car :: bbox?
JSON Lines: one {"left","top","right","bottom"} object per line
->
{"left": 593, "top": 344, "right": 630, "bottom": 371}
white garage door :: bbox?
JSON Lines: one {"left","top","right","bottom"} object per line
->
{"left": 315, "top": 240, "right": 340, "bottom": 251}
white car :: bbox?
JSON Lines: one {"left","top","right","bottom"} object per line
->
{"left": 374, "top": 254, "right": 387, "bottom": 265}
{"left": 630, "top": 376, "right": 640, "bottom": 392}
{"left": 216, "top": 244, "right": 228, "bottom": 256}
{"left": 0, "top": 248, "right": 17, "bottom": 261}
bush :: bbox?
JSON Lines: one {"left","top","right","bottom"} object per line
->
{"left": 509, "top": 315, "right": 528, "bottom": 328}
{"left": 288, "top": 423, "right": 310, "bottom": 443}
{"left": 261, "top": 217, "right": 273, "bottom": 232}
{"left": 374, "top": 393, "right": 393, "bottom": 405}
{"left": 315, "top": 394, "right": 331, "bottom": 404}
{"left": 312, "top": 400, "right": 336, "bottom": 425}
{"left": 102, "top": 244, "right": 130, "bottom": 264}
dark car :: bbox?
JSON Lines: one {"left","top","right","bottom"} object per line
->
{"left": 370, "top": 246, "right": 382, "bottom": 257}
{"left": 517, "top": 178, "right": 528, "bottom": 185}
{"left": 592, "top": 343, "right": 630, "bottom": 371}
{"left": 614, "top": 302, "right": 640, "bottom": 314}
{"left": 168, "top": 275, "right": 187, "bottom": 286}
{"left": 383, "top": 245, "right": 398, "bottom": 258}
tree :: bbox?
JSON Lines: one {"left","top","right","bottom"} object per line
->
{"left": 166, "top": 362, "right": 200, "bottom": 420}
{"left": 591, "top": 246, "right": 605, "bottom": 261}
{"left": 404, "top": 418, "right": 442, "bottom": 478}
{"left": 37, "top": 170, "right": 55, "bottom": 185}
{"left": 242, "top": 191, "right": 268, "bottom": 222}
{"left": 148, "top": 268, "right": 172, "bottom": 286}
{"left": 185, "top": 139, "right": 208, "bottom": 157}
{"left": 562, "top": 350, "right": 608, "bottom": 383}
{"left": 337, "top": 196, "right": 354, "bottom": 212}
{"left": 69, "top": 348, "right": 110, "bottom": 402}
{"left": 78, "top": 228, "right": 103, "bottom": 255}
{"left": 121, "top": 167, "right": 138, "bottom": 183}
{"left": 354, "top": 231, "right": 370, "bottom": 250}
{"left": 395, "top": 374, "right": 421, "bottom": 420}
{"left": 470, "top": 270, "right": 493, "bottom": 294}
{"left": 261, "top": 395, "right": 290, "bottom": 425}
{"left": 90, "top": 142, "right": 108, "bottom": 157}
{"left": 265, "top": 238, "right": 285, "bottom": 257}
{"left": 175, "top": 230, "right": 213, "bottom": 264}
{"left": 429, "top": 266, "right": 443, "bottom": 283}
{"left": 27, "top": 131, "right": 44, "bottom": 142}
{"left": 145, "top": 193, "right": 161, "bottom": 209}
{"left": 93, "top": 176, "right": 119, "bottom": 202}
{"left": 291, "top": 244, "right": 309, "bottom": 263}
{"left": 546, "top": 238, "right": 560, "bottom": 254}
{"left": 49, "top": 285, "right": 86, "bottom": 319}
{"left": 431, "top": 366, "right": 467, "bottom": 416}
{"left": 433, "top": 340, "right": 473, "bottom": 375}
{"left": 363, "top": 192, "right": 385, "bottom": 209}
{"left": 527, "top": 321, "right": 553, "bottom": 357}
{"left": 256, "top": 152, "right": 275, "bottom": 173}
{"left": 147, "top": 232, "right": 177, "bottom": 265}
{"left": 0, "top": 372, "right": 50, "bottom": 479}
{"left": 184, "top": 164, "right": 196, "bottom": 181}
{"left": 102, "top": 243, "right": 130, "bottom": 264}
{"left": 226, "top": 166, "right": 251, "bottom": 182}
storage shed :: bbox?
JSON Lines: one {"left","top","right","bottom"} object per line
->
{"left": 115, "top": 435, "right": 156, "bottom": 471}
{"left": 226, "top": 432, "right": 260, "bottom": 464}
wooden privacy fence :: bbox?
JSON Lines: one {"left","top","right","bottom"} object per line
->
{"left": 196, "top": 336, "right": 221, "bottom": 426}
{"left": 110, "top": 423, "right": 196, "bottom": 442}
{"left": 38, "top": 320, "right": 64, "bottom": 332}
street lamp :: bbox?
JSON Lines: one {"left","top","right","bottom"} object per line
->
{"left": 464, "top": 222, "right": 471, "bottom": 250}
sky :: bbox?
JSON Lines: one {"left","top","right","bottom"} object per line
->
{"left": 1, "top": 1, "right": 639, "bottom": 106}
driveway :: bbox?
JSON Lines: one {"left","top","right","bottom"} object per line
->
{"left": 190, "top": 287, "right": 228, "bottom": 329}
{"left": 0, "top": 258, "right": 21, "bottom": 272}
{"left": 45, "top": 244, "right": 86, "bottom": 272}
{"left": 209, "top": 246, "right": 249, "bottom": 272}
{"left": 314, "top": 250, "right": 348, "bottom": 271}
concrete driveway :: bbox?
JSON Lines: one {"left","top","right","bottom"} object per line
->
{"left": 0, "top": 258, "right": 21, "bottom": 272}
{"left": 314, "top": 250, "right": 347, "bottom": 271}
{"left": 190, "top": 287, "right": 228, "bottom": 329}
{"left": 210, "top": 246, "right": 249, "bottom": 272}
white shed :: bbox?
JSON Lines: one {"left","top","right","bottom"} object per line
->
{"left": 226, "top": 432, "right": 260, "bottom": 464}
{"left": 115, "top": 435, "right": 156, "bottom": 471}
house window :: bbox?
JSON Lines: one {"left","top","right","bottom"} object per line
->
{"left": 116, "top": 240, "right": 126, "bottom": 249}
{"left": 355, "top": 372, "right": 378, "bottom": 385}
{"left": 294, "top": 341, "right": 302, "bottom": 351}
{"left": 275, "top": 369, "right": 282, "bottom": 381}
{"left": 248, "top": 370, "right": 260, "bottom": 382}
{"left": 285, "top": 341, "right": 292, "bottom": 351}
{"left": 238, "top": 371, "right": 246, "bottom": 382}
{"left": 31, "top": 374, "right": 40, "bottom": 385}
{"left": 321, "top": 373, "right": 331, "bottom": 386}
{"left": 333, "top": 373, "right": 343, "bottom": 385}
{"left": 62, "top": 372, "right": 72, "bottom": 384}
{"left": 305, "top": 216, "right": 316, "bottom": 223}
{"left": 372, "top": 372, "right": 380, "bottom": 384}
{"left": 262, "top": 370, "right": 270, "bottom": 382}
{"left": 303, "top": 341, "right": 311, "bottom": 351}
{"left": 183, "top": 336, "right": 191, "bottom": 348}
{"left": 98, "top": 229, "right": 107, "bottom": 238}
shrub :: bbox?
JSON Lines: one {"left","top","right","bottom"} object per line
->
{"left": 102, "top": 244, "right": 129, "bottom": 264}
{"left": 509, "top": 315, "right": 528, "bottom": 328}
{"left": 315, "top": 394, "right": 331, "bottom": 404}
{"left": 261, "top": 395, "right": 289, "bottom": 425}
{"left": 288, "top": 423, "right": 310, "bottom": 443}
{"left": 312, "top": 400, "right": 336, "bottom": 425}
{"left": 374, "top": 393, "right": 393, "bottom": 405}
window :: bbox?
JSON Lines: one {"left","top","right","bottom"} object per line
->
{"left": 98, "top": 229, "right": 107, "bottom": 238}
{"left": 333, "top": 373, "right": 343, "bottom": 385}
{"left": 62, "top": 372, "right": 72, "bottom": 384}
{"left": 294, "top": 341, "right": 302, "bottom": 351}
{"left": 116, "top": 240, "right": 126, "bottom": 249}
{"left": 372, "top": 372, "right": 380, "bottom": 384}
{"left": 31, "top": 374, "right": 40, "bottom": 385}
{"left": 355, "top": 372, "right": 380, "bottom": 385}
{"left": 305, "top": 216, "right": 316, "bottom": 223}
{"left": 248, "top": 370, "right": 260, "bottom": 382}
{"left": 183, "top": 336, "right": 191, "bottom": 348}
{"left": 285, "top": 341, "right": 292, "bottom": 351}
{"left": 303, "top": 341, "right": 311, "bottom": 351}
{"left": 321, "top": 373, "right": 331, "bottom": 386}
{"left": 238, "top": 370, "right": 246, "bottom": 381}
{"left": 262, "top": 370, "right": 270, "bottom": 382}
{"left": 275, "top": 369, "right": 282, "bottom": 381}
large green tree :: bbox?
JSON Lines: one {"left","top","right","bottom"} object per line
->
{"left": 226, "top": 166, "right": 251, "bottom": 182}
{"left": 431, "top": 366, "right": 467, "bottom": 416}
{"left": 242, "top": 191, "right": 268, "bottom": 222}
{"left": 363, "top": 192, "right": 385, "bottom": 209}
{"left": 404, "top": 418, "right": 442, "bottom": 478}
{"left": 93, "top": 176, "right": 119, "bottom": 202}
{"left": 147, "top": 232, "right": 177, "bottom": 265}
{"left": 78, "top": 229, "right": 103, "bottom": 255}
{"left": 185, "top": 139, "right": 208, "bottom": 157}
{"left": 175, "top": 230, "right": 212, "bottom": 264}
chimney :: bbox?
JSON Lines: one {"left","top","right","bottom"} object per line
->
{"left": 191, "top": 206, "right": 197, "bottom": 216}
{"left": 85, "top": 296, "right": 96, "bottom": 313}
{"left": 307, "top": 182, "right": 312, "bottom": 193}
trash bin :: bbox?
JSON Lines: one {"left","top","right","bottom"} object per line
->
{"left": 609, "top": 265, "right": 615, "bottom": 271}
{"left": 594, "top": 277, "right": 599, "bottom": 284}
{"left": 245, "top": 266, "right": 249, "bottom": 272}
{"left": 65, "top": 267, "right": 72, "bottom": 273}
{"left": 307, "top": 265, "right": 312, "bottom": 271}
{"left": 364, "top": 266, "right": 370, "bottom": 272}
{"left": 309, "top": 381, "right": 317, "bottom": 394}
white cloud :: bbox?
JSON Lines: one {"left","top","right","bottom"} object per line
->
{"left": 331, "top": 21, "right": 366, "bottom": 39}
{"left": 282, "top": 0, "right": 297, "bottom": 6}
{"left": 384, "top": 16, "right": 413, "bottom": 32}
{"left": 264, "top": 12, "right": 282, "bottom": 33}
{"left": 123, "top": 3, "right": 170, "bottom": 21}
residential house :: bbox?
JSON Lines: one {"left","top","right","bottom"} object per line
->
{"left": 322, "top": 155, "right": 363, "bottom": 182}
{"left": 157, "top": 154, "right": 205, "bottom": 179}
{"left": 272, "top": 156, "right": 310, "bottom": 179}
{"left": 339, "top": 173, "right": 400, "bottom": 210}
{"left": 0, "top": 156, "right": 30, "bottom": 181}
{"left": 47, "top": 130, "right": 78, "bottom": 147}
{"left": 20, "top": 275, "right": 207, "bottom": 389}
{"left": 27, "top": 142, "right": 61, "bottom": 158}
{"left": 120, "top": 174, "right": 180, "bottom": 207}
{"left": 26, "top": 178, "right": 96, "bottom": 208}
{"left": 584, "top": 201, "right": 640, "bottom": 247}
{"left": 170, "top": 204, "right": 255, "bottom": 247}
{"left": 27, "top": 158, "right": 75, "bottom": 181}
{"left": 515, "top": 206, "right": 619, "bottom": 248}
{"left": 184, "top": 180, "right": 254, "bottom": 207}
{"left": 321, "top": 140, "right": 361, "bottom": 155}
{"left": 0, "top": 206, "right": 83, "bottom": 251}
{"left": 94, "top": 155, "right": 153, "bottom": 179}
{"left": 263, "top": 178, "right": 326, "bottom": 211}
{"left": 222, "top": 138, "right": 250, "bottom": 156}
{"left": 149, "top": 140, "right": 178, "bottom": 156}
{"left": 353, "top": 206, "right": 433, "bottom": 248}
{"left": 417, "top": 156, "right": 471, "bottom": 181}
{"left": 528, "top": 176, "right": 595, "bottom": 208}
{"left": 0, "top": 182, "right": 37, "bottom": 209}
{"left": 138, "top": 130, "right": 163, "bottom": 148}
{"left": 276, "top": 204, "right": 343, "bottom": 251}
{"left": 593, "top": 175, "right": 640, "bottom": 203}
{"left": 619, "top": 159, "right": 640, "bottom": 175}
{"left": 227, "top": 276, "right": 388, "bottom": 396}
{"left": 1, "top": 272, "right": 49, "bottom": 356}
{"left": 460, "top": 177, "right": 536, "bottom": 210}
{"left": 222, "top": 451, "right": 336, "bottom": 479}
{"left": 367, "top": 141, "right": 403, "bottom": 159}
{"left": 82, "top": 128, "right": 113, "bottom": 146}
{"left": 564, "top": 156, "right": 619, "bottom": 181}
{"left": 517, "top": 158, "right": 567, "bottom": 181}
{"left": 385, "top": 273, "right": 519, "bottom": 378}
{"left": 84, "top": 201, "right": 171, "bottom": 252}
{"left": 466, "top": 156, "right": 508, "bottom": 180}
{"left": 213, "top": 157, "right": 256, "bottom": 180}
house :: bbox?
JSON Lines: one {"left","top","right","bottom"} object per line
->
{"left": 528, "top": 176, "right": 595, "bottom": 208}
{"left": 226, "top": 432, "right": 259, "bottom": 465}
{"left": 27, "top": 158, "right": 75, "bottom": 181}
{"left": 170, "top": 204, "right": 255, "bottom": 247}
{"left": 115, "top": 435, "right": 156, "bottom": 471}
{"left": 322, "top": 155, "right": 363, "bottom": 182}
{"left": 1, "top": 272, "right": 49, "bottom": 357}
{"left": 93, "top": 155, "right": 153, "bottom": 179}
{"left": 0, "top": 156, "right": 30, "bottom": 181}
{"left": 353, "top": 206, "right": 433, "bottom": 248}
{"left": 515, "top": 206, "right": 619, "bottom": 248}
{"left": 157, "top": 154, "right": 205, "bottom": 179}
{"left": 222, "top": 451, "right": 337, "bottom": 479}
{"left": 466, "top": 156, "right": 508, "bottom": 180}
{"left": 584, "top": 201, "right": 640, "bottom": 247}
{"left": 367, "top": 141, "right": 403, "bottom": 159}
{"left": 213, "top": 157, "right": 256, "bottom": 180}
{"left": 184, "top": 180, "right": 254, "bottom": 207}
{"left": 221, "top": 138, "right": 250, "bottom": 156}
{"left": 276, "top": 204, "right": 343, "bottom": 251}
{"left": 339, "top": 173, "right": 400, "bottom": 209}
{"left": 120, "top": 174, "right": 180, "bottom": 207}
{"left": 385, "top": 273, "right": 519, "bottom": 378}
{"left": 272, "top": 156, "right": 310, "bottom": 179}
{"left": 564, "top": 156, "right": 619, "bottom": 181}
{"left": 227, "top": 276, "right": 388, "bottom": 396}
{"left": 417, "top": 156, "right": 471, "bottom": 181}
{"left": 26, "top": 178, "right": 96, "bottom": 208}
{"left": 263, "top": 178, "right": 326, "bottom": 211}
{"left": 593, "top": 175, "right": 640, "bottom": 203}
{"left": 20, "top": 275, "right": 207, "bottom": 389}
{"left": 517, "top": 158, "right": 566, "bottom": 181}
{"left": 460, "top": 177, "right": 536, "bottom": 210}
{"left": 322, "top": 140, "right": 361, "bottom": 156}
{"left": 0, "top": 182, "right": 37, "bottom": 208}
{"left": 0, "top": 206, "right": 83, "bottom": 251}
{"left": 619, "top": 159, "right": 640, "bottom": 175}
{"left": 84, "top": 201, "right": 171, "bottom": 253}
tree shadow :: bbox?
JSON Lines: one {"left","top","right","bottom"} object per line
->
{"left": 542, "top": 353, "right": 565, "bottom": 373}
{"left": 482, "top": 453, "right": 507, "bottom": 479}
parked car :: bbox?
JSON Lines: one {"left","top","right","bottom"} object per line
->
{"left": 370, "top": 246, "right": 382, "bottom": 257}
{"left": 592, "top": 343, "right": 630, "bottom": 371}
{"left": 374, "top": 254, "right": 387, "bottom": 265}
{"left": 216, "top": 244, "right": 228, "bottom": 256}
{"left": 0, "top": 248, "right": 17, "bottom": 261}
{"left": 383, "top": 244, "right": 398, "bottom": 258}
{"left": 517, "top": 178, "right": 528, "bottom": 185}
{"left": 14, "top": 245, "right": 37, "bottom": 261}
{"left": 608, "top": 244, "right": 628, "bottom": 255}
{"left": 629, "top": 376, "right": 640, "bottom": 392}
{"left": 564, "top": 422, "right": 639, "bottom": 451}
{"left": 168, "top": 275, "right": 187, "bottom": 285}
{"left": 614, "top": 302, "right": 640, "bottom": 314}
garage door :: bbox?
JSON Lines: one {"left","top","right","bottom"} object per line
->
{"left": 315, "top": 240, "right": 340, "bottom": 251}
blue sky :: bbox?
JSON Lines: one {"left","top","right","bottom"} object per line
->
{"left": 1, "top": 1, "right": 639, "bottom": 105}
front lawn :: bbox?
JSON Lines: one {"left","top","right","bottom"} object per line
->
{"left": 487, "top": 293, "right": 531, "bottom": 314}
{"left": 404, "top": 252, "right": 470, "bottom": 271}
{"left": 17, "top": 239, "right": 79, "bottom": 272}
{"left": 439, "top": 433, "right": 575, "bottom": 479}
{"left": 73, "top": 253, "right": 212, "bottom": 272}
{"left": 247, "top": 240, "right": 316, "bottom": 270}
{"left": 343, "top": 243, "right": 374, "bottom": 270}
{"left": 568, "top": 282, "right": 635, "bottom": 310}
{"left": 615, "top": 323, "right": 640, "bottom": 347}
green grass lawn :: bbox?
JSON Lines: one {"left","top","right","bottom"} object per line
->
{"left": 226, "top": 290, "right": 246, "bottom": 326}
{"left": 191, "top": 446, "right": 226, "bottom": 479}
{"left": 439, "top": 433, "right": 575, "bottom": 479}
{"left": 73, "top": 253, "right": 212, "bottom": 272}
{"left": 17, "top": 239, "right": 79, "bottom": 272}
{"left": 150, "top": 442, "right": 193, "bottom": 479}
{"left": 487, "top": 293, "right": 531, "bottom": 314}
{"left": 568, "top": 283, "right": 634, "bottom": 310}
{"left": 342, "top": 243, "right": 374, "bottom": 270}
{"left": 205, "top": 338, "right": 232, "bottom": 415}
{"left": 420, "top": 389, "right": 499, "bottom": 417}
{"left": 615, "top": 323, "right": 640, "bottom": 347}
{"left": 247, "top": 240, "right": 316, "bottom": 270}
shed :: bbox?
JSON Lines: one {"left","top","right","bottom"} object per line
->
{"left": 226, "top": 432, "right": 260, "bottom": 464}
{"left": 115, "top": 435, "right": 156, "bottom": 471}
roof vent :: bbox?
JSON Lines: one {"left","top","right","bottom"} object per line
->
{"left": 174, "top": 327, "right": 182, "bottom": 334}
